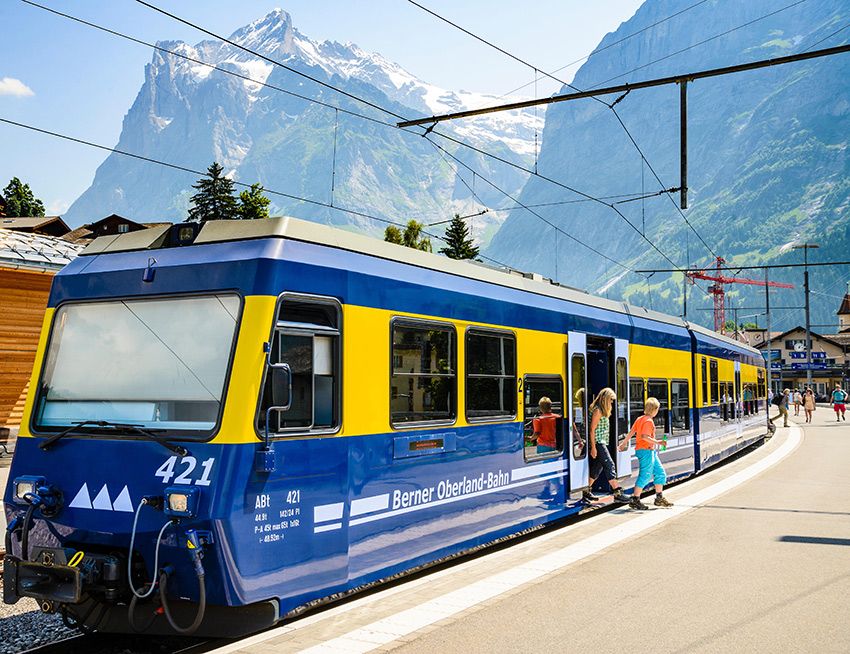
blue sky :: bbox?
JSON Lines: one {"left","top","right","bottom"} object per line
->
{"left": 0, "top": 0, "right": 643, "bottom": 214}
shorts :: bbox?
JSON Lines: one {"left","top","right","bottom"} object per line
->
{"left": 835, "top": 404, "right": 846, "bottom": 412}
{"left": 589, "top": 443, "right": 616, "bottom": 481}
{"left": 537, "top": 445, "right": 557, "bottom": 454}
{"left": 635, "top": 449, "right": 667, "bottom": 489}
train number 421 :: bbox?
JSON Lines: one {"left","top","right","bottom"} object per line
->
{"left": 155, "top": 456, "right": 215, "bottom": 486}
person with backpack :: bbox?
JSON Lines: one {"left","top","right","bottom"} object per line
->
{"left": 832, "top": 384, "right": 847, "bottom": 422}
{"left": 792, "top": 389, "right": 803, "bottom": 416}
{"left": 770, "top": 388, "right": 790, "bottom": 428}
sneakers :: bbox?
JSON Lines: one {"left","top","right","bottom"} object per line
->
{"left": 582, "top": 489, "right": 599, "bottom": 502}
{"left": 654, "top": 494, "right": 674, "bottom": 508}
{"left": 629, "top": 496, "right": 649, "bottom": 511}
{"left": 613, "top": 489, "right": 630, "bottom": 503}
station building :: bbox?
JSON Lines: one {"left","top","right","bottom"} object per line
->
{"left": 749, "top": 292, "right": 850, "bottom": 398}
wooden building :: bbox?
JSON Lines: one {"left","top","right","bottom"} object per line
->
{"left": 1, "top": 215, "right": 71, "bottom": 237}
{"left": 0, "top": 229, "right": 81, "bottom": 432}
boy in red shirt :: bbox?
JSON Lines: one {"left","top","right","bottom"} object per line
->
{"left": 531, "top": 396, "right": 560, "bottom": 454}
{"left": 619, "top": 397, "right": 673, "bottom": 510}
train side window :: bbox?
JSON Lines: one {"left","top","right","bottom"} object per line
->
{"left": 671, "top": 380, "right": 690, "bottom": 435}
{"left": 709, "top": 359, "right": 719, "bottom": 406}
{"left": 523, "top": 376, "right": 564, "bottom": 460}
{"left": 647, "top": 379, "right": 669, "bottom": 434}
{"left": 391, "top": 319, "right": 456, "bottom": 427}
{"left": 629, "top": 378, "right": 645, "bottom": 421}
{"left": 571, "top": 354, "right": 588, "bottom": 460}
{"left": 701, "top": 357, "right": 708, "bottom": 406}
{"left": 259, "top": 294, "right": 341, "bottom": 435}
{"left": 466, "top": 329, "right": 516, "bottom": 421}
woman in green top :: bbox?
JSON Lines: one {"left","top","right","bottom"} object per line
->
{"left": 584, "top": 387, "right": 630, "bottom": 504}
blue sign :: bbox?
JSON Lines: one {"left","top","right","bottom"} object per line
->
{"left": 791, "top": 362, "right": 827, "bottom": 370}
{"left": 770, "top": 362, "right": 782, "bottom": 370}
{"left": 789, "top": 351, "right": 806, "bottom": 360}
{"left": 811, "top": 352, "right": 827, "bottom": 360}
{"left": 763, "top": 349, "right": 782, "bottom": 361}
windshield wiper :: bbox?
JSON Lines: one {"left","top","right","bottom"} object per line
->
{"left": 39, "top": 420, "right": 189, "bottom": 456}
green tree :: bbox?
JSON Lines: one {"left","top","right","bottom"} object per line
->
{"left": 384, "top": 225, "right": 403, "bottom": 244}
{"left": 187, "top": 162, "right": 238, "bottom": 222}
{"left": 238, "top": 183, "right": 271, "bottom": 220}
{"left": 384, "top": 220, "right": 432, "bottom": 252}
{"left": 439, "top": 214, "right": 479, "bottom": 260}
{"left": 2, "top": 177, "right": 45, "bottom": 217}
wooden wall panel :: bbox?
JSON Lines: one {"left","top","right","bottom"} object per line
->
{"left": 0, "top": 267, "right": 53, "bottom": 427}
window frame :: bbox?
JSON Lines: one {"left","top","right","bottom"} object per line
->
{"left": 701, "top": 357, "right": 708, "bottom": 406}
{"left": 709, "top": 359, "right": 719, "bottom": 406}
{"left": 522, "top": 373, "right": 565, "bottom": 462}
{"left": 647, "top": 378, "right": 671, "bottom": 434}
{"left": 32, "top": 291, "right": 245, "bottom": 443}
{"left": 670, "top": 379, "right": 690, "bottom": 435}
{"left": 464, "top": 326, "right": 517, "bottom": 424}
{"left": 255, "top": 292, "right": 343, "bottom": 439}
{"left": 390, "top": 317, "right": 457, "bottom": 430}
{"left": 570, "top": 352, "right": 588, "bottom": 462}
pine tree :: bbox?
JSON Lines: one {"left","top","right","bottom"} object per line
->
{"left": 238, "top": 183, "right": 271, "bottom": 220}
{"left": 187, "top": 162, "right": 238, "bottom": 222}
{"left": 439, "top": 214, "right": 479, "bottom": 260}
{"left": 2, "top": 177, "right": 45, "bottom": 217}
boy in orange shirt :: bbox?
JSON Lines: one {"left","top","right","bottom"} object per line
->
{"left": 619, "top": 397, "right": 673, "bottom": 510}
{"left": 531, "top": 396, "right": 560, "bottom": 454}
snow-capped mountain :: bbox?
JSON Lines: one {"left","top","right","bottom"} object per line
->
{"left": 64, "top": 8, "right": 541, "bottom": 237}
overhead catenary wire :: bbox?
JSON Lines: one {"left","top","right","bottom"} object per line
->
{"left": 120, "top": 0, "right": 695, "bottom": 279}
{"left": 404, "top": 0, "right": 719, "bottom": 263}
{"left": 30, "top": 0, "right": 648, "bottom": 276}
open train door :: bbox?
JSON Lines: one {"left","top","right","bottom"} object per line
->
{"left": 614, "top": 338, "right": 634, "bottom": 479}
{"left": 567, "top": 332, "right": 589, "bottom": 491}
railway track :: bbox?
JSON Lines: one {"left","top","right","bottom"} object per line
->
{"left": 18, "top": 634, "right": 223, "bottom": 654}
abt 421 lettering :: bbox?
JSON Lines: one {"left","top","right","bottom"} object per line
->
{"left": 154, "top": 456, "right": 215, "bottom": 486}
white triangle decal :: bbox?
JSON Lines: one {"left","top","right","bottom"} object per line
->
{"left": 69, "top": 483, "right": 92, "bottom": 509}
{"left": 92, "top": 484, "right": 113, "bottom": 511}
{"left": 112, "top": 486, "right": 134, "bottom": 513}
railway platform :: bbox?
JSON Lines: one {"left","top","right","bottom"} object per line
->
{"left": 208, "top": 410, "right": 849, "bottom": 654}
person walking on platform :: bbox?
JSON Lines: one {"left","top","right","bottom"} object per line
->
{"left": 793, "top": 389, "right": 803, "bottom": 417}
{"left": 619, "top": 397, "right": 672, "bottom": 510}
{"left": 803, "top": 388, "right": 816, "bottom": 424}
{"left": 770, "top": 389, "right": 790, "bottom": 428}
{"left": 584, "top": 388, "right": 629, "bottom": 504}
{"left": 832, "top": 384, "right": 847, "bottom": 421}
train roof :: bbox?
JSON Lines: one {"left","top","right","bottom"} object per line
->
{"left": 79, "top": 216, "right": 759, "bottom": 357}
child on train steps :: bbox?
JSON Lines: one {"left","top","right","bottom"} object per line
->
{"left": 619, "top": 397, "right": 672, "bottom": 510}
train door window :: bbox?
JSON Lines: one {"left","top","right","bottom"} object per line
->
{"left": 756, "top": 369, "right": 765, "bottom": 411}
{"left": 523, "top": 376, "right": 563, "bottom": 460}
{"left": 259, "top": 294, "right": 341, "bottom": 435}
{"left": 391, "top": 319, "right": 456, "bottom": 426}
{"left": 615, "top": 358, "right": 628, "bottom": 440}
{"left": 709, "top": 359, "right": 719, "bottom": 405}
{"left": 671, "top": 380, "right": 690, "bottom": 435}
{"left": 629, "top": 378, "right": 645, "bottom": 421}
{"left": 466, "top": 329, "right": 516, "bottom": 421}
{"left": 701, "top": 357, "right": 708, "bottom": 406}
{"left": 571, "top": 354, "right": 587, "bottom": 460}
{"left": 647, "top": 379, "right": 669, "bottom": 434}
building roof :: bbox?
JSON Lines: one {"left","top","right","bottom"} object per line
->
{"left": 1, "top": 215, "right": 70, "bottom": 235}
{"left": 756, "top": 325, "right": 845, "bottom": 350}
{"left": 62, "top": 220, "right": 173, "bottom": 245}
{"left": 837, "top": 293, "right": 850, "bottom": 316}
{"left": 0, "top": 228, "right": 83, "bottom": 271}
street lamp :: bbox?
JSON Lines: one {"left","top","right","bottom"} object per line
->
{"left": 792, "top": 243, "right": 819, "bottom": 387}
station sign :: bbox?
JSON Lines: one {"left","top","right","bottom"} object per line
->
{"left": 790, "top": 362, "right": 827, "bottom": 370}
{"left": 762, "top": 349, "right": 782, "bottom": 361}
{"left": 770, "top": 362, "right": 782, "bottom": 370}
{"left": 789, "top": 351, "right": 806, "bottom": 359}
{"left": 811, "top": 352, "right": 827, "bottom": 360}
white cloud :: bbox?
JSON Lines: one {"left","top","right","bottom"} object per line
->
{"left": 0, "top": 77, "right": 35, "bottom": 97}
{"left": 46, "top": 199, "right": 71, "bottom": 215}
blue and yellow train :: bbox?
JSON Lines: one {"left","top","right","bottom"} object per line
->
{"left": 2, "top": 218, "right": 768, "bottom": 636}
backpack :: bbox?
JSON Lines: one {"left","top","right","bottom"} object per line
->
{"left": 771, "top": 394, "right": 783, "bottom": 406}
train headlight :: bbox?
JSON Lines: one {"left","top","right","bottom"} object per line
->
{"left": 13, "top": 476, "right": 45, "bottom": 505}
{"left": 164, "top": 487, "right": 199, "bottom": 518}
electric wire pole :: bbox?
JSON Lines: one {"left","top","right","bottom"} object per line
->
{"left": 793, "top": 243, "right": 819, "bottom": 387}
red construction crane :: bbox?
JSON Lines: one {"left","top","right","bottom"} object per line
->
{"left": 687, "top": 257, "right": 794, "bottom": 333}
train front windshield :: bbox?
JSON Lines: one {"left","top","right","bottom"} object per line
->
{"left": 33, "top": 294, "right": 241, "bottom": 437}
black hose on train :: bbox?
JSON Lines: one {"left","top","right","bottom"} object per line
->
{"left": 20, "top": 503, "right": 37, "bottom": 561}
{"left": 158, "top": 569, "right": 206, "bottom": 635}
